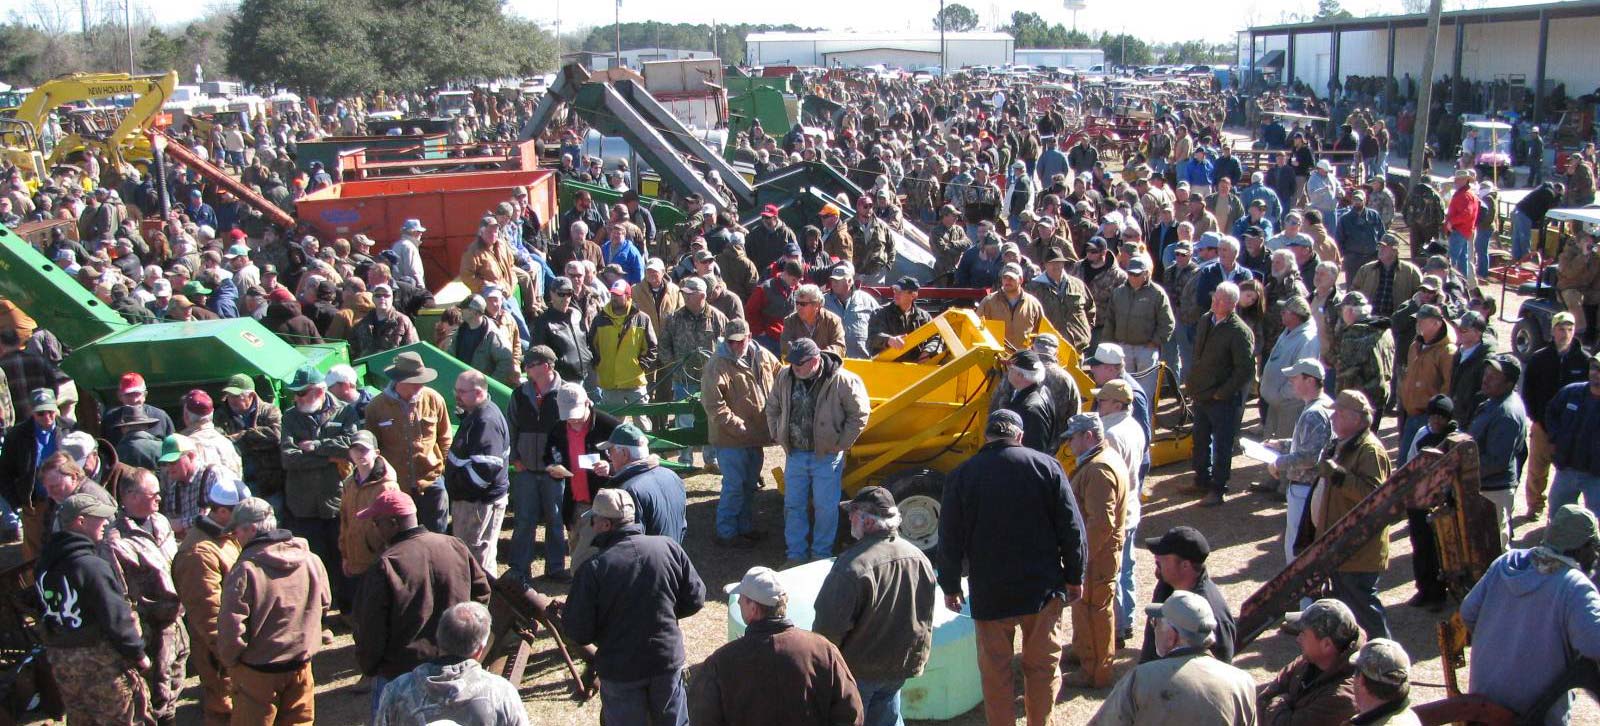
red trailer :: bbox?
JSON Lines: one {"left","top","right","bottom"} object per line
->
{"left": 295, "top": 169, "right": 558, "bottom": 291}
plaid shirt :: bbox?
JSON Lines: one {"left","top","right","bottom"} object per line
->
{"left": 0, "top": 350, "right": 60, "bottom": 418}
{"left": 161, "top": 464, "right": 228, "bottom": 531}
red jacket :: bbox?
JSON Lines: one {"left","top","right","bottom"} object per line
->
{"left": 1446, "top": 186, "right": 1479, "bottom": 237}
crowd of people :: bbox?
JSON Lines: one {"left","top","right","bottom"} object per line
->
{"left": 2, "top": 61, "right": 1600, "bottom": 726}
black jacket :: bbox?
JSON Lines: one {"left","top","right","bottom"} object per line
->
{"left": 562, "top": 524, "right": 706, "bottom": 682}
{"left": 1521, "top": 342, "right": 1591, "bottom": 427}
{"left": 1514, "top": 182, "right": 1562, "bottom": 224}
{"left": 937, "top": 440, "right": 1087, "bottom": 620}
{"left": 0, "top": 418, "right": 73, "bottom": 508}
{"left": 444, "top": 403, "right": 511, "bottom": 503}
{"left": 1450, "top": 340, "right": 1496, "bottom": 426}
{"left": 1138, "top": 571, "right": 1237, "bottom": 665}
{"left": 34, "top": 530, "right": 144, "bottom": 660}
{"left": 1003, "top": 383, "right": 1057, "bottom": 454}
{"left": 530, "top": 305, "right": 593, "bottom": 383}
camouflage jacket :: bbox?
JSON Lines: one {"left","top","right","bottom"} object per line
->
{"left": 928, "top": 223, "right": 970, "bottom": 279}
{"left": 104, "top": 512, "right": 182, "bottom": 626}
{"left": 373, "top": 658, "right": 529, "bottom": 726}
{"left": 848, "top": 217, "right": 896, "bottom": 278}
{"left": 1335, "top": 317, "right": 1395, "bottom": 396}
{"left": 660, "top": 305, "right": 729, "bottom": 389}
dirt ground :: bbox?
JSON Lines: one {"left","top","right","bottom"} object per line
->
{"left": 12, "top": 247, "right": 1599, "bottom": 725}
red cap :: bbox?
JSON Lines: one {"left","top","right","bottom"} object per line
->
{"left": 608, "top": 280, "right": 632, "bottom": 296}
{"left": 182, "top": 389, "right": 213, "bottom": 416}
{"left": 760, "top": 203, "right": 779, "bottom": 218}
{"left": 268, "top": 288, "right": 294, "bottom": 303}
{"left": 228, "top": 229, "right": 247, "bottom": 240}
{"left": 119, "top": 372, "right": 146, "bottom": 394}
{"left": 356, "top": 489, "right": 417, "bottom": 519}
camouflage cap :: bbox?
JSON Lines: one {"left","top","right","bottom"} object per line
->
{"left": 1283, "top": 598, "right": 1360, "bottom": 645}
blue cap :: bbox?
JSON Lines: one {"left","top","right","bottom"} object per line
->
{"left": 1196, "top": 232, "right": 1222, "bottom": 251}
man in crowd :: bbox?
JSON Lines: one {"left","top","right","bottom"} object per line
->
{"left": 1265, "top": 360, "right": 1335, "bottom": 564}
{"left": 939, "top": 409, "right": 1086, "bottom": 726}
{"left": 593, "top": 423, "right": 688, "bottom": 543}
{"left": 813, "top": 486, "right": 936, "bottom": 725}
{"left": 1546, "top": 351, "right": 1600, "bottom": 518}
{"left": 36, "top": 492, "right": 153, "bottom": 724}
{"left": 373, "top": 602, "right": 528, "bottom": 726}
{"left": 1001, "top": 350, "right": 1058, "bottom": 454}
{"left": 1461, "top": 504, "right": 1600, "bottom": 724}
{"left": 104, "top": 468, "right": 189, "bottom": 724}
{"left": 1062, "top": 412, "right": 1127, "bottom": 690}
{"left": 505, "top": 346, "right": 569, "bottom": 582}
{"left": 1185, "top": 282, "right": 1256, "bottom": 507}
{"left": 174, "top": 479, "right": 249, "bottom": 726}
{"left": 278, "top": 364, "right": 353, "bottom": 608}
{"left": 448, "top": 295, "right": 517, "bottom": 387}
{"left": 1468, "top": 355, "right": 1529, "bottom": 545}
{"left": 562, "top": 488, "right": 706, "bottom": 726}
{"left": 1521, "top": 313, "right": 1590, "bottom": 520}
{"left": 691, "top": 566, "right": 863, "bottom": 726}
{"left": 181, "top": 388, "right": 244, "bottom": 475}
{"left": 1449, "top": 311, "right": 1495, "bottom": 427}
{"left": 780, "top": 283, "right": 846, "bottom": 360}
{"left": 445, "top": 370, "right": 511, "bottom": 570}
{"left": 1026, "top": 247, "right": 1095, "bottom": 352}
{"left": 1352, "top": 234, "right": 1421, "bottom": 318}
{"left": 978, "top": 263, "right": 1047, "bottom": 351}
{"left": 103, "top": 371, "right": 175, "bottom": 445}
{"left": 0, "top": 388, "right": 71, "bottom": 559}
{"left": 1348, "top": 639, "right": 1420, "bottom": 726}
{"left": 1445, "top": 170, "right": 1481, "bottom": 280}
{"left": 1257, "top": 598, "right": 1362, "bottom": 725}
{"left": 823, "top": 263, "right": 880, "bottom": 359}
{"left": 589, "top": 281, "right": 658, "bottom": 430}
{"left": 702, "top": 318, "right": 779, "bottom": 548}
{"left": 217, "top": 374, "right": 284, "bottom": 518}
{"left": 867, "top": 276, "right": 940, "bottom": 362}
{"left": 1139, "top": 526, "right": 1236, "bottom": 665}
{"left": 1094, "top": 592, "right": 1255, "bottom": 725}
{"left": 1335, "top": 190, "right": 1385, "bottom": 279}
{"left": 355, "top": 489, "right": 492, "bottom": 712}
{"left": 661, "top": 276, "right": 728, "bottom": 466}
{"left": 767, "top": 338, "right": 870, "bottom": 566}
{"left": 351, "top": 284, "right": 419, "bottom": 360}
{"left": 1099, "top": 257, "right": 1174, "bottom": 400}
{"left": 1255, "top": 296, "right": 1320, "bottom": 497}
{"left": 217, "top": 498, "right": 332, "bottom": 726}
{"left": 365, "top": 353, "right": 452, "bottom": 533}
{"left": 1317, "top": 391, "right": 1394, "bottom": 640}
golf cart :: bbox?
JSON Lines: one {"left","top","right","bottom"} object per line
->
{"left": 1507, "top": 207, "right": 1600, "bottom": 358}
{"left": 1463, "top": 119, "right": 1513, "bottom": 187}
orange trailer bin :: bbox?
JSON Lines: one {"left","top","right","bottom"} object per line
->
{"left": 295, "top": 168, "right": 558, "bottom": 290}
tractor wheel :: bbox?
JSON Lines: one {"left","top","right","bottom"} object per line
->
{"left": 1512, "top": 317, "right": 1545, "bottom": 361}
{"left": 881, "top": 468, "right": 946, "bottom": 559}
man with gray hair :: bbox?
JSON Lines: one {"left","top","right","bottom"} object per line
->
{"left": 373, "top": 602, "right": 528, "bottom": 726}
{"left": 1001, "top": 350, "right": 1057, "bottom": 454}
{"left": 991, "top": 334, "right": 1081, "bottom": 450}
{"left": 592, "top": 423, "right": 688, "bottom": 543}
{"left": 813, "top": 487, "right": 936, "bottom": 725}
{"left": 563, "top": 488, "right": 706, "bottom": 726}
{"left": 1064, "top": 412, "right": 1128, "bottom": 690}
{"left": 1091, "top": 592, "right": 1256, "bottom": 725}
{"left": 1184, "top": 281, "right": 1256, "bottom": 507}
{"left": 779, "top": 282, "right": 846, "bottom": 360}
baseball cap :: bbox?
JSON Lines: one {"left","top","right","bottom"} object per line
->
{"left": 692, "top": 248, "right": 715, "bottom": 263}
{"left": 1031, "top": 333, "right": 1060, "bottom": 353}
{"left": 829, "top": 264, "right": 853, "bottom": 281}
{"left": 1000, "top": 262, "right": 1024, "bottom": 279}
{"left": 1125, "top": 257, "right": 1150, "bottom": 275}
{"left": 459, "top": 295, "right": 487, "bottom": 313}
{"left": 597, "top": 423, "right": 649, "bottom": 451}
{"left": 1283, "top": 358, "right": 1327, "bottom": 381}
{"left": 183, "top": 280, "right": 212, "bottom": 296}
{"left": 1545, "top": 504, "right": 1600, "bottom": 552}
{"left": 680, "top": 277, "right": 707, "bottom": 294}
{"left": 1085, "top": 343, "right": 1125, "bottom": 367}
{"left": 1063, "top": 412, "right": 1103, "bottom": 438}
{"left": 1554, "top": 311, "right": 1577, "bottom": 327}
{"left": 645, "top": 257, "right": 666, "bottom": 272}
{"left": 584, "top": 488, "right": 636, "bottom": 520}
{"left": 555, "top": 383, "right": 590, "bottom": 420}
{"left": 1425, "top": 394, "right": 1455, "bottom": 418}
{"left": 1011, "top": 350, "right": 1042, "bottom": 373}
{"left": 158, "top": 434, "right": 196, "bottom": 464}
{"left": 206, "top": 478, "right": 251, "bottom": 507}
{"left": 482, "top": 285, "right": 506, "bottom": 301}
{"left": 726, "top": 565, "right": 786, "bottom": 606}
{"left": 1195, "top": 232, "right": 1221, "bottom": 251}
{"left": 29, "top": 388, "right": 58, "bottom": 414}
{"left": 986, "top": 409, "right": 1025, "bottom": 438}
{"left": 1484, "top": 353, "right": 1522, "bottom": 384}
{"left": 1283, "top": 598, "right": 1360, "bottom": 643}
{"left": 1093, "top": 379, "right": 1133, "bottom": 404}
{"left": 1418, "top": 275, "right": 1442, "bottom": 292}
{"left": 524, "top": 345, "right": 557, "bottom": 368}
{"left": 59, "top": 432, "right": 97, "bottom": 465}
{"left": 58, "top": 492, "right": 116, "bottom": 522}
{"left": 609, "top": 280, "right": 632, "bottom": 297}
{"left": 551, "top": 276, "right": 575, "bottom": 295}
{"left": 759, "top": 203, "right": 780, "bottom": 218}
{"left": 356, "top": 489, "right": 417, "bottom": 520}
{"left": 221, "top": 374, "right": 255, "bottom": 397}
{"left": 841, "top": 486, "right": 896, "bottom": 517}
{"left": 1287, "top": 235, "right": 1313, "bottom": 249}
{"left": 371, "top": 282, "right": 393, "bottom": 297}
{"left": 1458, "top": 310, "right": 1488, "bottom": 332}
{"left": 1355, "top": 639, "right": 1412, "bottom": 687}
{"left": 1145, "top": 526, "right": 1212, "bottom": 563}
{"left": 1416, "top": 304, "right": 1444, "bottom": 322}
{"left": 119, "top": 372, "right": 147, "bottom": 394}
{"left": 226, "top": 497, "right": 275, "bottom": 533}
{"left": 183, "top": 389, "right": 214, "bottom": 417}
{"left": 788, "top": 338, "right": 821, "bottom": 365}
{"left": 1145, "top": 591, "right": 1216, "bottom": 639}
{"left": 1335, "top": 390, "right": 1375, "bottom": 419}
{"left": 723, "top": 318, "right": 751, "bottom": 342}
{"left": 349, "top": 430, "right": 379, "bottom": 451}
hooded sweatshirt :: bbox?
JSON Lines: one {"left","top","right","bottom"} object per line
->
{"left": 1459, "top": 548, "right": 1600, "bottom": 722}
{"left": 216, "top": 529, "right": 332, "bottom": 669}
{"left": 34, "top": 530, "right": 144, "bottom": 660}
{"left": 373, "top": 656, "right": 529, "bottom": 726}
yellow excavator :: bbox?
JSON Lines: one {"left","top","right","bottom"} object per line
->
{"left": 0, "top": 71, "right": 178, "bottom": 183}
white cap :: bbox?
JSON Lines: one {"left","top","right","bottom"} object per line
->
{"left": 725, "top": 566, "right": 787, "bottom": 607}
{"left": 206, "top": 477, "right": 252, "bottom": 507}
{"left": 324, "top": 364, "right": 358, "bottom": 387}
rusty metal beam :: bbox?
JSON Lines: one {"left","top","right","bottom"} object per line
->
{"left": 1236, "top": 433, "right": 1495, "bottom": 648}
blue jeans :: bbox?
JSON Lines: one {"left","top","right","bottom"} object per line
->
{"left": 369, "top": 674, "right": 391, "bottom": 721}
{"left": 1474, "top": 226, "right": 1493, "bottom": 276}
{"left": 1174, "top": 322, "right": 1196, "bottom": 381}
{"left": 1550, "top": 468, "right": 1600, "bottom": 520}
{"left": 598, "top": 669, "right": 687, "bottom": 726}
{"left": 1396, "top": 413, "right": 1428, "bottom": 465}
{"left": 1331, "top": 571, "right": 1390, "bottom": 640}
{"left": 1115, "top": 526, "right": 1137, "bottom": 632}
{"left": 509, "top": 470, "right": 566, "bottom": 577}
{"left": 1192, "top": 396, "right": 1244, "bottom": 493}
{"left": 1511, "top": 209, "right": 1534, "bottom": 260}
{"left": 714, "top": 447, "right": 762, "bottom": 539}
{"left": 1448, "top": 230, "right": 1475, "bottom": 282}
{"left": 0, "top": 494, "right": 20, "bottom": 533}
{"left": 783, "top": 450, "right": 845, "bottom": 560}
{"left": 856, "top": 678, "right": 907, "bottom": 726}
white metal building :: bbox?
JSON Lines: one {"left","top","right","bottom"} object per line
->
{"left": 1013, "top": 48, "right": 1105, "bottom": 70}
{"left": 744, "top": 31, "right": 1015, "bottom": 70}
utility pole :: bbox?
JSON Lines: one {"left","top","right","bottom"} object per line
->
{"left": 614, "top": 0, "right": 622, "bottom": 69}
{"left": 124, "top": 0, "right": 134, "bottom": 74}
{"left": 939, "top": 0, "right": 947, "bottom": 74}
{"left": 1406, "top": 0, "right": 1444, "bottom": 195}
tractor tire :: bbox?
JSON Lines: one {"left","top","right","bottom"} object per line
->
{"left": 881, "top": 468, "right": 946, "bottom": 560}
{"left": 1512, "top": 317, "right": 1545, "bottom": 361}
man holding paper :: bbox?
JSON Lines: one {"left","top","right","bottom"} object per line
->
{"left": 543, "top": 383, "right": 620, "bottom": 570}
{"left": 1263, "top": 359, "right": 1334, "bottom": 563}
